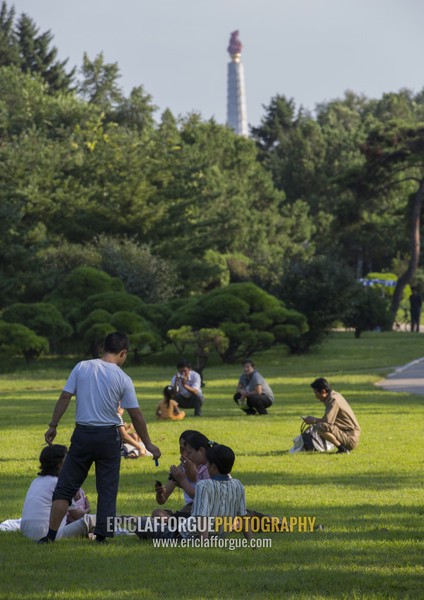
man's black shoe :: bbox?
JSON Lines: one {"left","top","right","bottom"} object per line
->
{"left": 336, "top": 445, "right": 350, "bottom": 454}
{"left": 37, "top": 536, "right": 52, "bottom": 544}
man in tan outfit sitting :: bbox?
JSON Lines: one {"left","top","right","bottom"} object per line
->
{"left": 303, "top": 378, "right": 361, "bottom": 454}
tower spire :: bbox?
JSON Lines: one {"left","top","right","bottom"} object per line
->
{"left": 226, "top": 31, "right": 248, "bottom": 137}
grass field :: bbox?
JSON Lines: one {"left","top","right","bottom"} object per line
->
{"left": 0, "top": 331, "right": 423, "bottom": 600}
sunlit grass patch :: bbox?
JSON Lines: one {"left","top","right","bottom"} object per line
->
{"left": 0, "top": 332, "right": 423, "bottom": 599}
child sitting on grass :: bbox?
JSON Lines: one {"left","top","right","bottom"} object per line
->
{"left": 155, "top": 385, "right": 186, "bottom": 421}
{"left": 118, "top": 404, "right": 152, "bottom": 458}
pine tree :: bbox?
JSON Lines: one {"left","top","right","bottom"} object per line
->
{"left": 16, "top": 13, "right": 75, "bottom": 92}
{"left": 78, "top": 52, "right": 123, "bottom": 111}
{"left": 0, "top": 1, "right": 19, "bottom": 67}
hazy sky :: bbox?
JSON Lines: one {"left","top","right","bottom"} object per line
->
{"left": 8, "top": 0, "right": 424, "bottom": 128}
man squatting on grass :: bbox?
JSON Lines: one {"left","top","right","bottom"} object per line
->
{"left": 303, "top": 378, "right": 361, "bottom": 453}
{"left": 233, "top": 358, "right": 274, "bottom": 415}
{"left": 39, "top": 331, "right": 161, "bottom": 543}
{"left": 135, "top": 444, "right": 253, "bottom": 543}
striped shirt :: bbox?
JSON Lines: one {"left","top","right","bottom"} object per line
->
{"left": 189, "top": 477, "right": 246, "bottom": 538}
{"left": 192, "top": 477, "right": 246, "bottom": 518}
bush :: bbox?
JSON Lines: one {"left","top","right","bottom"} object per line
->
{"left": 0, "top": 321, "right": 49, "bottom": 363}
{"left": 96, "top": 236, "right": 179, "bottom": 303}
{"left": 1, "top": 302, "right": 72, "bottom": 351}
{"left": 136, "top": 303, "right": 174, "bottom": 337}
{"left": 83, "top": 322, "right": 116, "bottom": 358}
{"left": 167, "top": 283, "right": 307, "bottom": 362}
{"left": 110, "top": 311, "right": 164, "bottom": 359}
{"left": 36, "top": 241, "right": 102, "bottom": 294}
{"left": 77, "top": 308, "right": 164, "bottom": 359}
{"left": 167, "top": 326, "right": 229, "bottom": 378}
{"left": 280, "top": 256, "right": 358, "bottom": 353}
{"left": 47, "top": 267, "right": 124, "bottom": 317}
{"left": 71, "top": 292, "right": 145, "bottom": 326}
{"left": 343, "top": 286, "right": 392, "bottom": 337}
{"left": 76, "top": 309, "right": 112, "bottom": 336}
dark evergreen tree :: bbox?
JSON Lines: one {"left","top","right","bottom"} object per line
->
{"left": 113, "top": 85, "right": 157, "bottom": 135}
{"left": 78, "top": 52, "right": 123, "bottom": 111}
{"left": 0, "top": 1, "right": 19, "bottom": 66}
{"left": 16, "top": 12, "right": 75, "bottom": 91}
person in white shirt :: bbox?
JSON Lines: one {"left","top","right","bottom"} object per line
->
{"left": 21, "top": 445, "right": 95, "bottom": 540}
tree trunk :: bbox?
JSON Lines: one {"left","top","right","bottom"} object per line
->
{"left": 391, "top": 179, "right": 424, "bottom": 320}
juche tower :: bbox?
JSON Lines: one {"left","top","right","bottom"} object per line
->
{"left": 226, "top": 30, "right": 248, "bottom": 137}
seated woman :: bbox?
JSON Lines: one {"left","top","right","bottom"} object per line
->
{"left": 164, "top": 432, "right": 212, "bottom": 502}
{"left": 21, "top": 444, "right": 95, "bottom": 541}
{"left": 155, "top": 385, "right": 186, "bottom": 421}
{"left": 151, "top": 432, "right": 276, "bottom": 533}
{"left": 233, "top": 358, "right": 274, "bottom": 415}
{"left": 153, "top": 430, "right": 203, "bottom": 517}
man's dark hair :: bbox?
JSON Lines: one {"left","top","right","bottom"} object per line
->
{"left": 38, "top": 444, "right": 67, "bottom": 476}
{"left": 176, "top": 359, "right": 191, "bottom": 369}
{"left": 206, "top": 444, "right": 235, "bottom": 475}
{"left": 310, "top": 377, "right": 332, "bottom": 393}
{"left": 242, "top": 358, "right": 255, "bottom": 368}
{"left": 104, "top": 332, "right": 130, "bottom": 354}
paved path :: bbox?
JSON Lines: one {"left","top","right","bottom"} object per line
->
{"left": 375, "top": 357, "right": 424, "bottom": 395}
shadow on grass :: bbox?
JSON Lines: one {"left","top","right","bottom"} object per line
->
{"left": 2, "top": 527, "right": 422, "bottom": 600}
{"left": 238, "top": 450, "right": 291, "bottom": 457}
{"left": 230, "top": 469, "right": 419, "bottom": 490}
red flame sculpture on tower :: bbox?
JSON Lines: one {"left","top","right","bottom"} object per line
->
{"left": 227, "top": 30, "right": 242, "bottom": 56}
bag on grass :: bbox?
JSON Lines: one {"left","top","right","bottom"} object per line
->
{"left": 289, "top": 433, "right": 305, "bottom": 453}
{"left": 300, "top": 422, "right": 334, "bottom": 452}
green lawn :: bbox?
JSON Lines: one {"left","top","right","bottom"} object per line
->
{"left": 0, "top": 332, "right": 423, "bottom": 600}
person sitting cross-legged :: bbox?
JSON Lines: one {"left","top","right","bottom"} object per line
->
{"left": 21, "top": 445, "right": 96, "bottom": 541}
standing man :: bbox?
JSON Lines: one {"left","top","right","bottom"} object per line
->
{"left": 39, "top": 331, "right": 160, "bottom": 543}
{"left": 409, "top": 287, "right": 422, "bottom": 332}
{"left": 170, "top": 360, "right": 204, "bottom": 417}
{"left": 233, "top": 358, "right": 274, "bottom": 415}
{"left": 303, "top": 378, "right": 361, "bottom": 454}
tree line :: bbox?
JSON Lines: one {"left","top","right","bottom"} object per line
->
{"left": 1, "top": 1, "right": 423, "bottom": 363}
